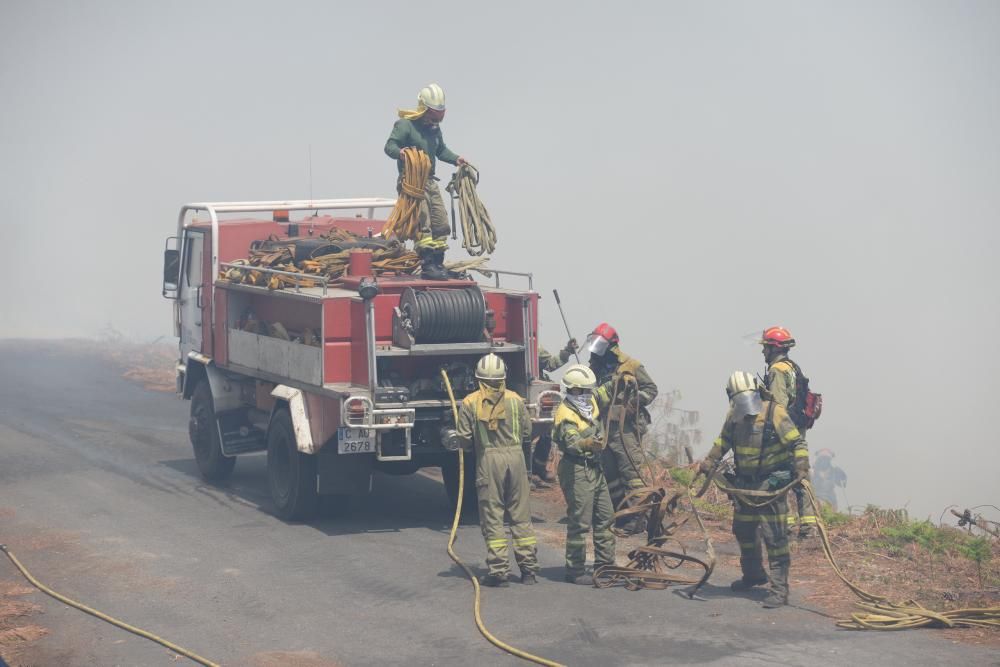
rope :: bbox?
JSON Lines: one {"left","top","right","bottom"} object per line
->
{"left": 382, "top": 148, "right": 431, "bottom": 242}
{"left": 446, "top": 164, "right": 496, "bottom": 256}
{"left": 0, "top": 544, "right": 219, "bottom": 666}
{"left": 440, "top": 370, "right": 564, "bottom": 667}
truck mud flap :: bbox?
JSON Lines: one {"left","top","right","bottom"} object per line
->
{"left": 217, "top": 410, "right": 267, "bottom": 456}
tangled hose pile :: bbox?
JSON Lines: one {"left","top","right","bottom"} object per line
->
{"left": 220, "top": 227, "right": 491, "bottom": 290}
{"left": 446, "top": 163, "right": 496, "bottom": 256}
{"left": 382, "top": 147, "right": 431, "bottom": 242}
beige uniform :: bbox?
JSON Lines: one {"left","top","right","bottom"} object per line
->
{"left": 456, "top": 388, "right": 538, "bottom": 578}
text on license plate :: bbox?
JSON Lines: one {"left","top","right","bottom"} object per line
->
{"left": 337, "top": 427, "right": 374, "bottom": 454}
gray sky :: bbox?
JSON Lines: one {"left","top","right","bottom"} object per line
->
{"left": 2, "top": 1, "right": 997, "bottom": 518}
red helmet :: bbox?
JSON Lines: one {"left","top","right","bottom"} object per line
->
{"left": 592, "top": 323, "right": 619, "bottom": 344}
{"left": 816, "top": 448, "right": 834, "bottom": 459}
{"left": 761, "top": 326, "right": 795, "bottom": 349}
{"left": 587, "top": 323, "right": 619, "bottom": 356}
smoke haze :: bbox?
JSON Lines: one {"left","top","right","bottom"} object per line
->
{"left": 2, "top": 1, "right": 997, "bottom": 518}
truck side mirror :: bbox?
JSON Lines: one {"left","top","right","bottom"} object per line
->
{"left": 163, "top": 247, "right": 180, "bottom": 298}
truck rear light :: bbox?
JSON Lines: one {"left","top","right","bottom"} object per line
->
{"left": 344, "top": 397, "right": 370, "bottom": 426}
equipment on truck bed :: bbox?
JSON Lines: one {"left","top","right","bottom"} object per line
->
{"left": 162, "top": 198, "right": 559, "bottom": 521}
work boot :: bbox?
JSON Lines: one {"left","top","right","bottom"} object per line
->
{"left": 520, "top": 572, "right": 537, "bottom": 585}
{"left": 419, "top": 248, "right": 448, "bottom": 281}
{"left": 479, "top": 573, "right": 509, "bottom": 588}
{"left": 532, "top": 464, "right": 555, "bottom": 483}
{"left": 564, "top": 573, "right": 594, "bottom": 586}
{"left": 798, "top": 525, "right": 815, "bottom": 540}
{"left": 432, "top": 249, "right": 449, "bottom": 277}
{"left": 530, "top": 474, "right": 552, "bottom": 490}
{"left": 762, "top": 563, "right": 790, "bottom": 607}
{"left": 730, "top": 576, "right": 769, "bottom": 592}
{"left": 761, "top": 591, "right": 788, "bottom": 608}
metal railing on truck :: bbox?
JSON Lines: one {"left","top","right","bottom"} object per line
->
{"left": 176, "top": 197, "right": 396, "bottom": 334}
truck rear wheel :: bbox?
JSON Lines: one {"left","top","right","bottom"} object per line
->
{"left": 441, "top": 452, "right": 478, "bottom": 514}
{"left": 189, "top": 380, "right": 236, "bottom": 481}
{"left": 267, "top": 408, "right": 318, "bottom": 521}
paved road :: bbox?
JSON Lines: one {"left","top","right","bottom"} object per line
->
{"left": 0, "top": 342, "right": 994, "bottom": 666}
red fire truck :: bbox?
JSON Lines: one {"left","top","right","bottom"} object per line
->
{"left": 161, "top": 199, "right": 559, "bottom": 519}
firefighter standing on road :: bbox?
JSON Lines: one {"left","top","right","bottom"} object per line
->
{"left": 699, "top": 371, "right": 809, "bottom": 608}
{"left": 528, "top": 339, "right": 578, "bottom": 485}
{"left": 456, "top": 354, "right": 539, "bottom": 587}
{"left": 760, "top": 326, "right": 817, "bottom": 538}
{"left": 587, "top": 323, "right": 658, "bottom": 534}
{"left": 552, "top": 364, "right": 617, "bottom": 585}
{"left": 384, "top": 83, "right": 467, "bottom": 280}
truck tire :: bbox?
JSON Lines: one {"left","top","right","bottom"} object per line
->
{"left": 189, "top": 380, "right": 236, "bottom": 481}
{"left": 267, "top": 409, "right": 318, "bottom": 521}
{"left": 441, "top": 452, "right": 478, "bottom": 515}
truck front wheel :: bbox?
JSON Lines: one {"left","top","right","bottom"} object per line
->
{"left": 189, "top": 380, "right": 236, "bottom": 482}
{"left": 267, "top": 409, "right": 318, "bottom": 521}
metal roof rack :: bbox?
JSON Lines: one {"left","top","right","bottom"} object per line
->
{"left": 178, "top": 197, "right": 396, "bottom": 318}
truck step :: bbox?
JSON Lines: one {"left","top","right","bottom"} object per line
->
{"left": 218, "top": 411, "right": 267, "bottom": 456}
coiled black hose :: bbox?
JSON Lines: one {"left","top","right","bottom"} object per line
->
{"left": 400, "top": 286, "right": 485, "bottom": 343}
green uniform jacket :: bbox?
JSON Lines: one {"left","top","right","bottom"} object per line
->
{"left": 384, "top": 118, "right": 459, "bottom": 176}
{"left": 766, "top": 355, "right": 797, "bottom": 410}
{"left": 456, "top": 389, "right": 532, "bottom": 453}
{"left": 594, "top": 350, "right": 658, "bottom": 429}
{"left": 551, "top": 398, "right": 603, "bottom": 461}
{"left": 705, "top": 400, "right": 808, "bottom": 479}
{"left": 538, "top": 346, "right": 572, "bottom": 374}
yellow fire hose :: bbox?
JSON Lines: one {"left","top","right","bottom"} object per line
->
{"left": 382, "top": 148, "right": 432, "bottom": 242}
{"left": 0, "top": 544, "right": 219, "bottom": 666}
{"left": 445, "top": 164, "right": 496, "bottom": 256}
{"left": 707, "top": 475, "right": 1000, "bottom": 630}
{"left": 440, "top": 369, "right": 564, "bottom": 667}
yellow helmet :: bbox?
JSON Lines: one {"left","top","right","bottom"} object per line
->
{"left": 561, "top": 364, "right": 597, "bottom": 392}
{"left": 418, "top": 83, "right": 446, "bottom": 111}
{"left": 475, "top": 353, "right": 506, "bottom": 380}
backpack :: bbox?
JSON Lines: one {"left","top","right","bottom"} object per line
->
{"left": 777, "top": 359, "right": 823, "bottom": 430}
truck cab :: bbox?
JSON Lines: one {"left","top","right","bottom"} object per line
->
{"left": 162, "top": 199, "right": 559, "bottom": 519}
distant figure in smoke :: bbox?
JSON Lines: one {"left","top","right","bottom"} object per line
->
{"left": 812, "top": 449, "right": 847, "bottom": 511}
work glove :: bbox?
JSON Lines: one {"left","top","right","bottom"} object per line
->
{"left": 559, "top": 339, "right": 578, "bottom": 363}
{"left": 794, "top": 459, "right": 810, "bottom": 480}
{"left": 577, "top": 425, "right": 602, "bottom": 451}
{"left": 698, "top": 459, "right": 715, "bottom": 476}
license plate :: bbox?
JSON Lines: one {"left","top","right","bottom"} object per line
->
{"left": 337, "top": 427, "right": 374, "bottom": 454}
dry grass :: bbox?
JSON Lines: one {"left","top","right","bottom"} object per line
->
{"left": 0, "top": 579, "right": 47, "bottom": 665}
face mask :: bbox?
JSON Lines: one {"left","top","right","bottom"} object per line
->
{"left": 731, "top": 390, "right": 763, "bottom": 421}
{"left": 566, "top": 393, "right": 594, "bottom": 419}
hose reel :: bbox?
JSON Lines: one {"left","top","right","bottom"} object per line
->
{"left": 393, "top": 286, "right": 487, "bottom": 346}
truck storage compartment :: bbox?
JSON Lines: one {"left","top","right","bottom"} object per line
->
{"left": 223, "top": 286, "right": 323, "bottom": 385}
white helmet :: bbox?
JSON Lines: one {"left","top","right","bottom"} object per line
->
{"left": 726, "top": 371, "right": 759, "bottom": 398}
{"left": 561, "top": 364, "right": 597, "bottom": 392}
{"left": 475, "top": 353, "right": 506, "bottom": 380}
{"left": 418, "top": 83, "right": 446, "bottom": 111}
{"left": 726, "top": 370, "right": 762, "bottom": 419}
